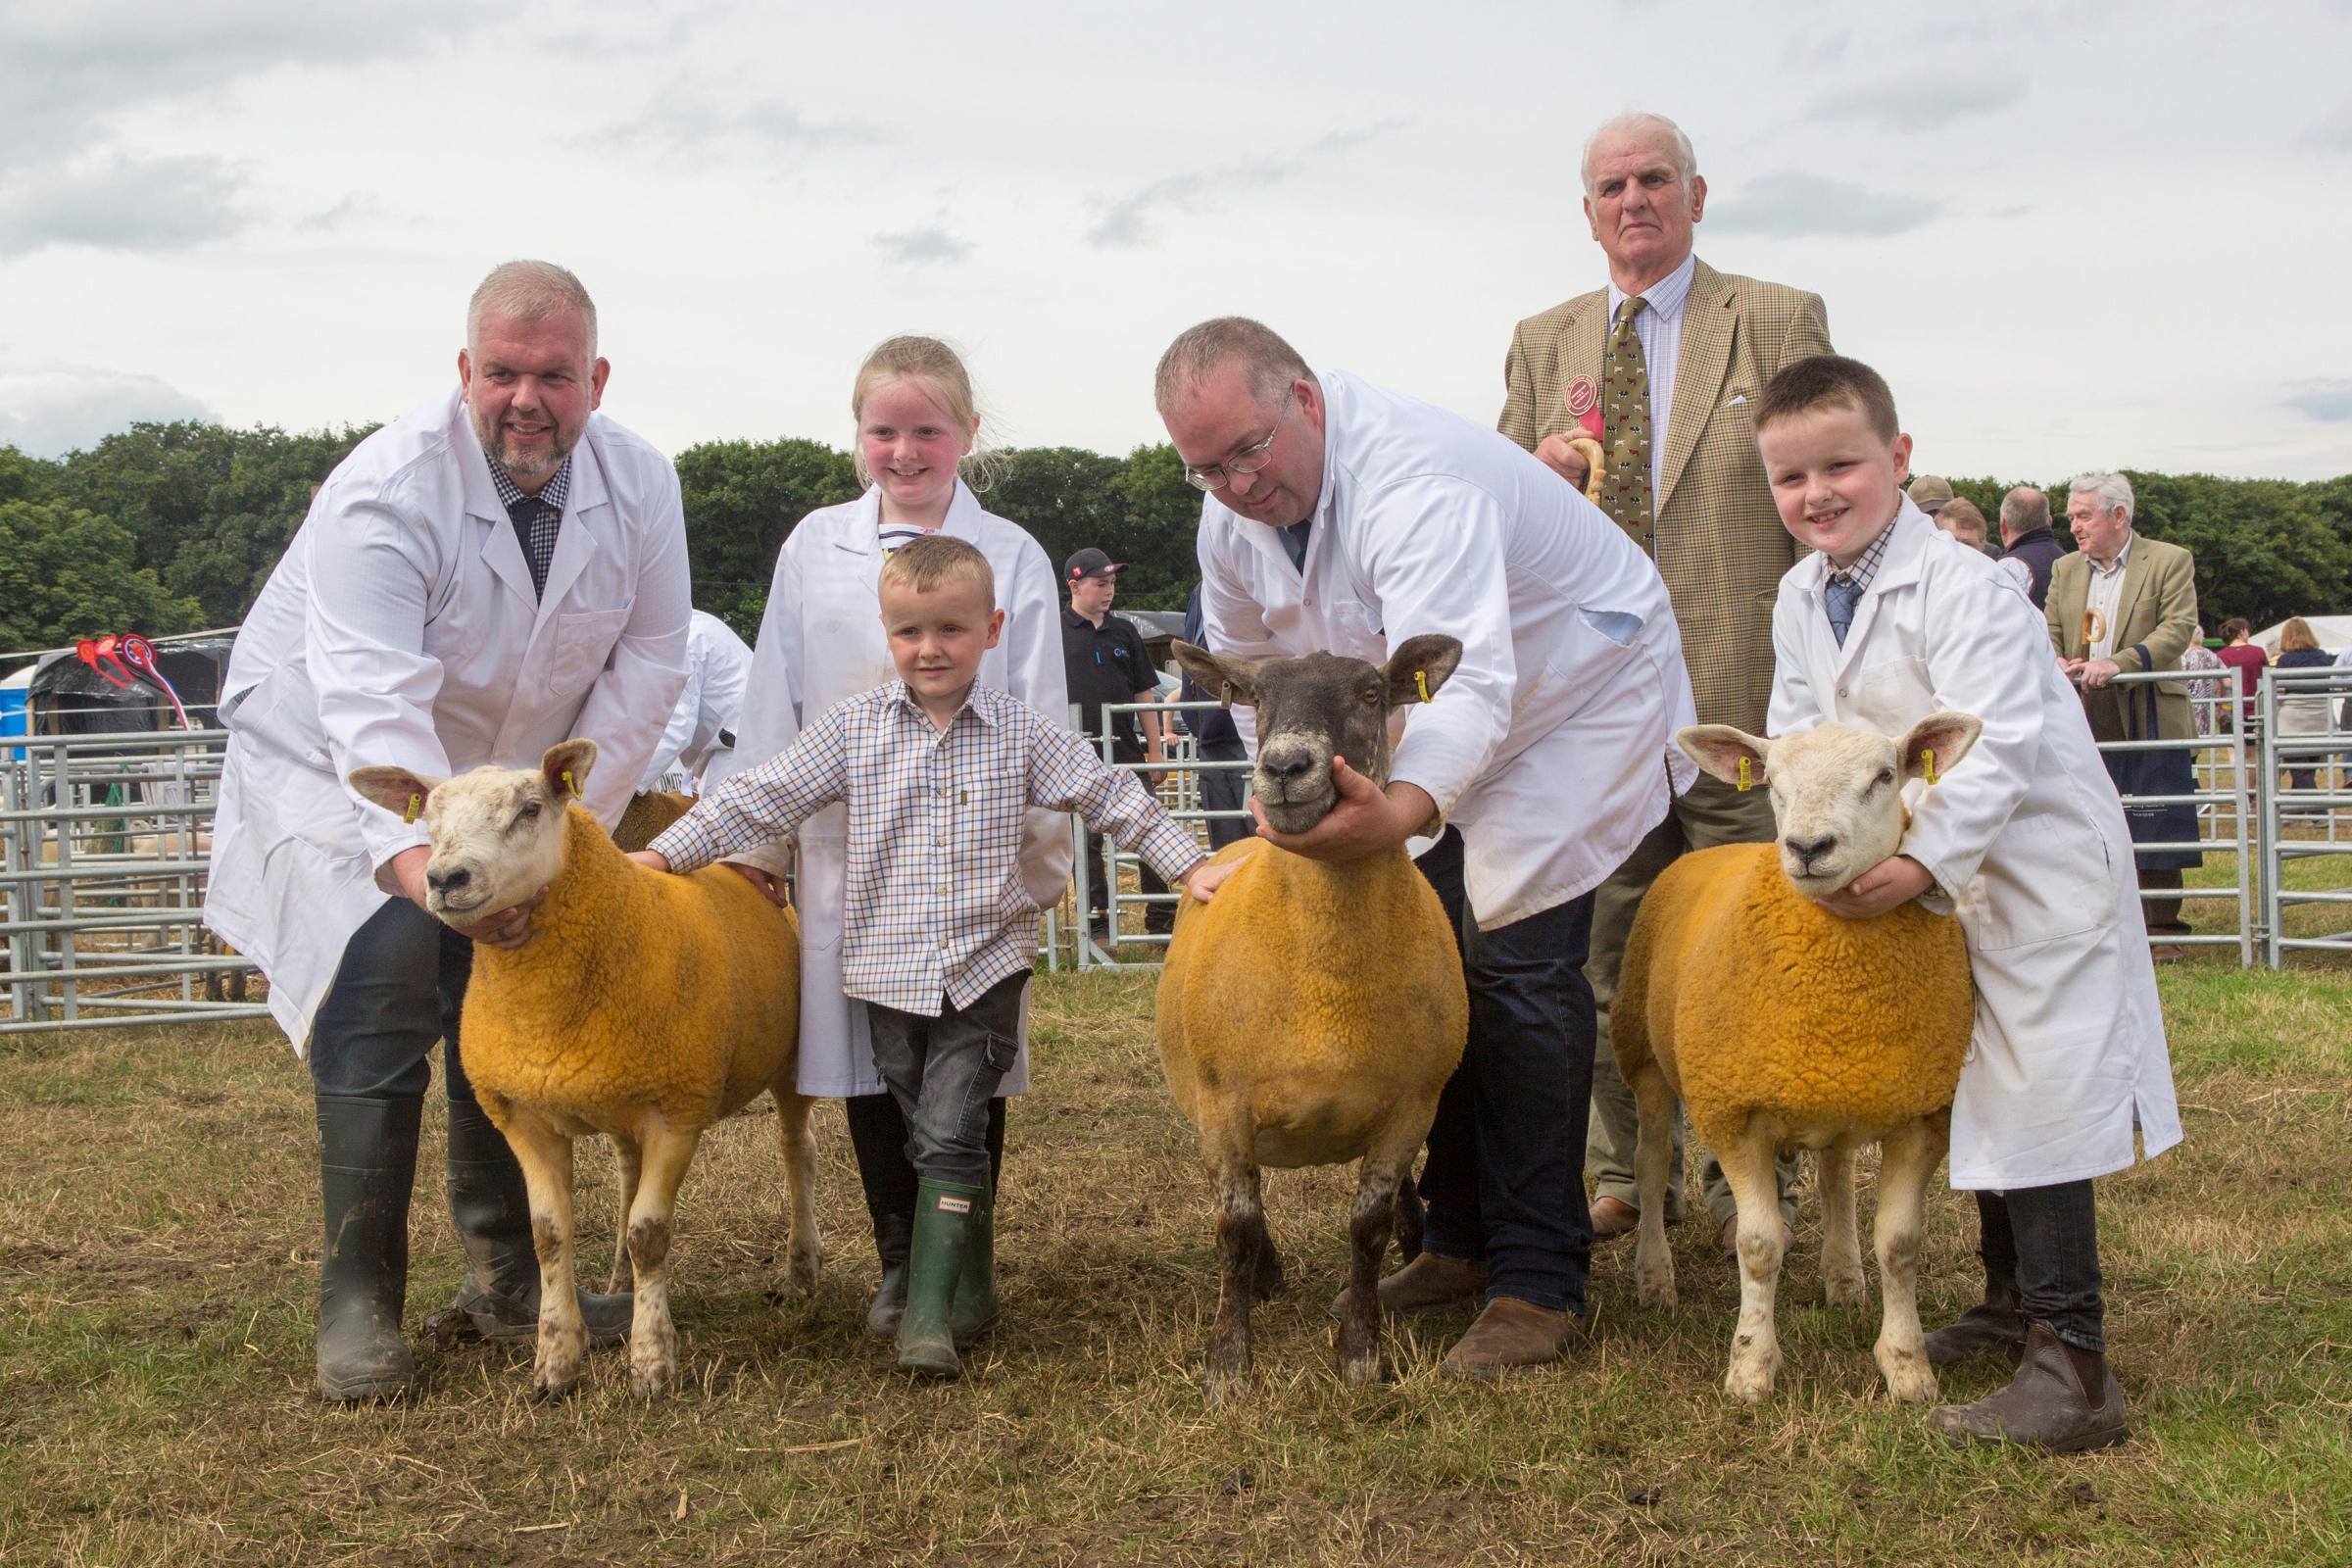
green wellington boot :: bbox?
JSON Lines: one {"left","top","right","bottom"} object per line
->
{"left": 951, "top": 1180, "right": 1001, "bottom": 1348}
{"left": 898, "top": 1178, "right": 984, "bottom": 1376}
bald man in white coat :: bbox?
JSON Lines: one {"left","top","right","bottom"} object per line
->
{"left": 1160, "top": 318, "right": 1695, "bottom": 1374}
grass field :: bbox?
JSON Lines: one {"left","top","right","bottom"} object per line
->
{"left": 3, "top": 964, "right": 2348, "bottom": 1567}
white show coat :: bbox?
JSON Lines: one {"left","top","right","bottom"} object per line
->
{"left": 637, "top": 610, "right": 756, "bottom": 791}
{"left": 724, "top": 482, "right": 1070, "bottom": 1099}
{"left": 1198, "top": 369, "right": 1696, "bottom": 929}
{"left": 205, "top": 389, "right": 691, "bottom": 1050}
{"left": 1770, "top": 503, "right": 2182, "bottom": 1189}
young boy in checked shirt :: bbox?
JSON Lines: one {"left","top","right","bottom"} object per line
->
{"left": 633, "top": 534, "right": 1231, "bottom": 1377}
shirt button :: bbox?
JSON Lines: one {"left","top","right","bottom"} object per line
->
{"left": 1837, "top": 688, "right": 1849, "bottom": 698}
{"left": 935, "top": 837, "right": 946, "bottom": 847}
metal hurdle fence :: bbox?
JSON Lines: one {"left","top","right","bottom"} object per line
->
{"left": 2258, "top": 662, "right": 2352, "bottom": 967}
{"left": 2094, "top": 667, "right": 2257, "bottom": 964}
{"left": 0, "top": 725, "right": 267, "bottom": 1034}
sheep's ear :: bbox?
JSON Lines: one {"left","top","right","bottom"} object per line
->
{"left": 349, "top": 765, "right": 442, "bottom": 821}
{"left": 1385, "top": 635, "right": 1464, "bottom": 710}
{"left": 541, "top": 739, "right": 598, "bottom": 802}
{"left": 1898, "top": 711, "right": 1982, "bottom": 785}
{"left": 1170, "top": 640, "right": 1260, "bottom": 709}
{"left": 1678, "top": 724, "right": 1770, "bottom": 789}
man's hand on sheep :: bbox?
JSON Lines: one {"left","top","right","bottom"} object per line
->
{"left": 1180, "top": 858, "right": 1238, "bottom": 905}
{"left": 1809, "top": 854, "right": 1935, "bottom": 921}
{"left": 1250, "top": 757, "right": 1438, "bottom": 861}
{"left": 389, "top": 843, "right": 545, "bottom": 949}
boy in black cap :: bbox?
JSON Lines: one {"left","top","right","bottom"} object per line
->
{"left": 1059, "top": 549, "right": 1171, "bottom": 937}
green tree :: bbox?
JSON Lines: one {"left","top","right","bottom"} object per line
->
{"left": 672, "top": 437, "right": 860, "bottom": 637}
{"left": 0, "top": 501, "right": 206, "bottom": 650}
{"left": 0, "top": 445, "right": 57, "bottom": 505}
{"left": 2131, "top": 470, "right": 2352, "bottom": 629}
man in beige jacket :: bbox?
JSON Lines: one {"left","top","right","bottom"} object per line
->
{"left": 1495, "top": 111, "right": 1829, "bottom": 1263}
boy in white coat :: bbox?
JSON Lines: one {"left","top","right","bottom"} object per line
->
{"left": 1753, "top": 355, "right": 2180, "bottom": 1451}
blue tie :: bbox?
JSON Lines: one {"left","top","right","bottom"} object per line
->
{"left": 1279, "top": 519, "right": 1311, "bottom": 572}
{"left": 1825, "top": 576, "right": 1861, "bottom": 646}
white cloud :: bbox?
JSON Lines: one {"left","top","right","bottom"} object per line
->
{"left": 1707, "top": 172, "right": 1941, "bottom": 238}
{"left": 2283, "top": 379, "right": 2352, "bottom": 422}
{"left": 1804, "top": 75, "right": 2027, "bottom": 130}
{"left": 0, "top": 155, "right": 250, "bottom": 258}
{"left": 1087, "top": 119, "right": 1410, "bottom": 248}
{"left": 0, "top": 363, "right": 217, "bottom": 458}
{"left": 873, "top": 227, "right": 972, "bottom": 266}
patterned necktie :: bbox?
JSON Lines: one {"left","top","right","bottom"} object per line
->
{"left": 1825, "top": 575, "right": 1861, "bottom": 647}
{"left": 505, "top": 493, "right": 561, "bottom": 599}
{"left": 1600, "top": 295, "right": 1654, "bottom": 553}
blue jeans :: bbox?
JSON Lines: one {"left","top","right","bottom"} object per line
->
{"left": 1411, "top": 829, "right": 1597, "bottom": 1314}
{"left": 310, "top": 897, "right": 481, "bottom": 1104}
{"left": 866, "top": 971, "right": 1029, "bottom": 1188}
{"left": 1978, "top": 1181, "right": 2106, "bottom": 1351}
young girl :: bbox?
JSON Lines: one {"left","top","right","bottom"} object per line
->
{"left": 718, "top": 337, "right": 1068, "bottom": 1343}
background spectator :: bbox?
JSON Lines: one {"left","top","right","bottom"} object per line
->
{"left": 2179, "top": 623, "right": 2226, "bottom": 738}
{"left": 1998, "top": 486, "right": 2066, "bottom": 610}
{"left": 1906, "top": 473, "right": 1954, "bottom": 516}
{"left": 1061, "top": 549, "right": 1170, "bottom": 936}
{"left": 2274, "top": 617, "right": 2336, "bottom": 797}
{"left": 1179, "top": 582, "right": 1251, "bottom": 852}
{"left": 2215, "top": 616, "right": 2268, "bottom": 730}
{"left": 1934, "top": 496, "right": 1993, "bottom": 554}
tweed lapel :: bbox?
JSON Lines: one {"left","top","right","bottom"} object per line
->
{"left": 2109, "top": 537, "right": 2155, "bottom": 650}
{"left": 1558, "top": 292, "right": 1609, "bottom": 435}
{"left": 1659, "top": 259, "right": 1733, "bottom": 511}
{"left": 2051, "top": 557, "right": 2091, "bottom": 657}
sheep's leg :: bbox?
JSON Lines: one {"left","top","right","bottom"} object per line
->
{"left": 1392, "top": 1174, "right": 1426, "bottom": 1264}
{"left": 623, "top": 1121, "right": 705, "bottom": 1399}
{"left": 1871, "top": 1118, "right": 1942, "bottom": 1404}
{"left": 772, "top": 1091, "right": 824, "bottom": 1297}
{"left": 1818, "top": 1146, "right": 1867, "bottom": 1306}
{"left": 607, "top": 1136, "right": 643, "bottom": 1296}
{"left": 500, "top": 1117, "right": 585, "bottom": 1399}
{"left": 1202, "top": 1143, "right": 1267, "bottom": 1404}
{"left": 1720, "top": 1131, "right": 1788, "bottom": 1402}
{"left": 1628, "top": 1063, "right": 1680, "bottom": 1310}
{"left": 1340, "top": 1127, "right": 1420, "bottom": 1387}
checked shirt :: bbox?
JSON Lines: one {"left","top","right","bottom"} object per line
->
{"left": 486, "top": 456, "right": 570, "bottom": 598}
{"left": 647, "top": 680, "right": 1205, "bottom": 1016}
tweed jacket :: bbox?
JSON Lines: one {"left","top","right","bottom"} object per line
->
{"left": 2044, "top": 533, "right": 2199, "bottom": 742}
{"left": 1500, "top": 257, "right": 1831, "bottom": 735}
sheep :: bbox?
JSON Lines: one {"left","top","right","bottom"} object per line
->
{"left": 348, "top": 739, "right": 815, "bottom": 1399}
{"left": 1613, "top": 712, "right": 1982, "bottom": 1405}
{"left": 1158, "top": 636, "right": 1471, "bottom": 1397}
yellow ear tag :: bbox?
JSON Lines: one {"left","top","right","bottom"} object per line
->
{"left": 1922, "top": 749, "right": 1937, "bottom": 786}
{"left": 403, "top": 792, "right": 421, "bottom": 824}
{"left": 561, "top": 769, "right": 577, "bottom": 798}
{"left": 1737, "top": 757, "right": 1752, "bottom": 793}
{"left": 1414, "top": 670, "right": 1433, "bottom": 704}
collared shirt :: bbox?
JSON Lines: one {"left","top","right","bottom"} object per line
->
{"left": 1060, "top": 606, "right": 1156, "bottom": 743}
{"left": 2083, "top": 531, "right": 2133, "bottom": 661}
{"left": 1823, "top": 516, "right": 1896, "bottom": 599}
{"left": 486, "top": 456, "right": 571, "bottom": 597}
{"left": 647, "top": 680, "right": 1204, "bottom": 1016}
{"left": 1604, "top": 250, "right": 1696, "bottom": 499}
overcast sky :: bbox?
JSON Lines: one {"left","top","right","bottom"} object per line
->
{"left": 3, "top": 0, "right": 2349, "bottom": 485}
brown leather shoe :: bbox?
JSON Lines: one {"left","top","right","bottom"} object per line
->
{"left": 1441, "top": 1297, "right": 1575, "bottom": 1378}
{"left": 1718, "top": 1213, "right": 1796, "bottom": 1258}
{"left": 1589, "top": 1195, "right": 1640, "bottom": 1243}
{"left": 1926, "top": 1322, "right": 2129, "bottom": 1452}
{"left": 1924, "top": 1300, "right": 2029, "bottom": 1369}
{"left": 1328, "top": 1251, "right": 1486, "bottom": 1320}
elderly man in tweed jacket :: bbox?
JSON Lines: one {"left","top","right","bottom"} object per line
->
{"left": 1496, "top": 111, "right": 1830, "bottom": 1261}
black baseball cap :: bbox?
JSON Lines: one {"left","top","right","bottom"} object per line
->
{"left": 1065, "top": 548, "right": 1128, "bottom": 582}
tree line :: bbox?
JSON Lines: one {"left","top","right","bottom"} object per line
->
{"left": 1, "top": 422, "right": 2346, "bottom": 655}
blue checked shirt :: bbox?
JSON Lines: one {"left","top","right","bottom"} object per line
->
{"left": 1823, "top": 520, "right": 1895, "bottom": 644}
{"left": 647, "top": 680, "right": 1207, "bottom": 1015}
{"left": 487, "top": 456, "right": 570, "bottom": 598}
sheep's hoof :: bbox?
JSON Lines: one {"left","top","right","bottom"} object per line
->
{"left": 785, "top": 1244, "right": 823, "bottom": 1298}
{"left": 1878, "top": 1348, "right": 1938, "bottom": 1404}
{"left": 630, "top": 1358, "right": 676, "bottom": 1400}
{"left": 532, "top": 1361, "right": 583, "bottom": 1402}
{"left": 1724, "top": 1353, "right": 1780, "bottom": 1404}
{"left": 1339, "top": 1351, "right": 1387, "bottom": 1388}
{"left": 1635, "top": 1268, "right": 1678, "bottom": 1311}
{"left": 1824, "top": 1270, "right": 1869, "bottom": 1307}
{"left": 1201, "top": 1353, "right": 1251, "bottom": 1406}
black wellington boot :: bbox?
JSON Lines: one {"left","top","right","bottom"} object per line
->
{"left": 443, "top": 1099, "right": 631, "bottom": 1346}
{"left": 845, "top": 1094, "right": 919, "bottom": 1340}
{"left": 316, "top": 1094, "right": 421, "bottom": 1402}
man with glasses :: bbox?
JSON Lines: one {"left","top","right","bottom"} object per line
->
{"left": 1155, "top": 316, "right": 1694, "bottom": 1375}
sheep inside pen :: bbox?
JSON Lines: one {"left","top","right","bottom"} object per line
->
{"left": 1612, "top": 711, "right": 1982, "bottom": 1405}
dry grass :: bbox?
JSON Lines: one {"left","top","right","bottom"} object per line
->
{"left": 2, "top": 967, "right": 2348, "bottom": 1567}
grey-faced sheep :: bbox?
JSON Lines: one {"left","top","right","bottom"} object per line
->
{"left": 349, "top": 739, "right": 814, "bottom": 1399}
{"left": 1158, "top": 637, "right": 1471, "bottom": 1397}
{"left": 1613, "top": 713, "right": 1981, "bottom": 1404}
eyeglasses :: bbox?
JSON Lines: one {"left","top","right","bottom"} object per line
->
{"left": 1182, "top": 389, "right": 1294, "bottom": 492}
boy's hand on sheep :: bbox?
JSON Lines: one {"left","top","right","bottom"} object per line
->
{"left": 1180, "top": 858, "right": 1238, "bottom": 906}
{"left": 624, "top": 850, "right": 673, "bottom": 874}
{"left": 1809, "top": 854, "right": 1934, "bottom": 921}
{"left": 1250, "top": 758, "right": 1438, "bottom": 862}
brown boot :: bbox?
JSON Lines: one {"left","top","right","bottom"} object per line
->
{"left": 1926, "top": 1322, "right": 2129, "bottom": 1452}
{"left": 1328, "top": 1251, "right": 1485, "bottom": 1320}
{"left": 1441, "top": 1297, "right": 1575, "bottom": 1378}
{"left": 1588, "top": 1196, "right": 1640, "bottom": 1243}
{"left": 1924, "top": 1284, "right": 2029, "bottom": 1369}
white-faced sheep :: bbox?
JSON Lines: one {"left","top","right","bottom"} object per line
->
{"left": 1158, "top": 637, "right": 1470, "bottom": 1397}
{"left": 349, "top": 740, "right": 814, "bottom": 1399}
{"left": 1613, "top": 712, "right": 1982, "bottom": 1404}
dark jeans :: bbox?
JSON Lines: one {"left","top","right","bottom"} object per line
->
{"left": 1977, "top": 1181, "right": 2105, "bottom": 1352}
{"left": 1411, "top": 828, "right": 1597, "bottom": 1315}
{"left": 1084, "top": 737, "right": 1168, "bottom": 927}
{"left": 867, "top": 971, "right": 1030, "bottom": 1188}
{"left": 310, "top": 897, "right": 480, "bottom": 1103}
{"left": 1196, "top": 735, "right": 1252, "bottom": 853}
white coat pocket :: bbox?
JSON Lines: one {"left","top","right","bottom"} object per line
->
{"left": 1966, "top": 808, "right": 2110, "bottom": 951}
{"left": 1846, "top": 657, "right": 1930, "bottom": 733}
{"left": 550, "top": 608, "right": 631, "bottom": 692}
